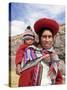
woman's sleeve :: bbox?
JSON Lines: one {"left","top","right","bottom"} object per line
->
{"left": 51, "top": 50, "right": 60, "bottom": 61}
{"left": 50, "top": 50, "right": 60, "bottom": 74}
{"left": 55, "top": 70, "right": 63, "bottom": 84}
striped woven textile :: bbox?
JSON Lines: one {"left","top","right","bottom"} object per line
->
{"left": 23, "top": 45, "right": 60, "bottom": 84}
{"left": 24, "top": 45, "right": 42, "bottom": 64}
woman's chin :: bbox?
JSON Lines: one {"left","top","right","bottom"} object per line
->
{"left": 45, "top": 46, "right": 51, "bottom": 49}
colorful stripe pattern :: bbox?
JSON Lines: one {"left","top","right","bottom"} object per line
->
{"left": 23, "top": 45, "right": 60, "bottom": 85}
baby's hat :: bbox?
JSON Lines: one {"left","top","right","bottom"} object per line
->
{"left": 23, "top": 26, "right": 35, "bottom": 40}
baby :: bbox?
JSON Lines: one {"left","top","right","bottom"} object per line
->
{"left": 15, "top": 26, "right": 35, "bottom": 75}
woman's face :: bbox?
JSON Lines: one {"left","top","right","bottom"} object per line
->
{"left": 40, "top": 30, "right": 54, "bottom": 49}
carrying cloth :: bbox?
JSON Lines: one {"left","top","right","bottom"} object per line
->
{"left": 22, "top": 45, "right": 60, "bottom": 85}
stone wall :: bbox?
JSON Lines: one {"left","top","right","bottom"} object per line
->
{"left": 54, "top": 24, "right": 65, "bottom": 61}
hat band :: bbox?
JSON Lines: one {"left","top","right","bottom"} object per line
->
{"left": 23, "top": 34, "right": 35, "bottom": 40}
{"left": 23, "top": 34, "right": 35, "bottom": 38}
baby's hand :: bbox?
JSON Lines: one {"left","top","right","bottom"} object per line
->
{"left": 16, "top": 64, "right": 22, "bottom": 75}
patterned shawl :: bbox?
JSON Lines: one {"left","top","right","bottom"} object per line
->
{"left": 23, "top": 45, "right": 60, "bottom": 85}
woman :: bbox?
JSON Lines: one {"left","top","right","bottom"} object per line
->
{"left": 16, "top": 18, "right": 63, "bottom": 86}
{"left": 33, "top": 18, "right": 63, "bottom": 85}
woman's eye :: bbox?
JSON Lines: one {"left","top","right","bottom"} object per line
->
{"left": 42, "top": 35, "right": 52, "bottom": 38}
{"left": 48, "top": 35, "right": 52, "bottom": 38}
{"left": 42, "top": 35, "right": 47, "bottom": 38}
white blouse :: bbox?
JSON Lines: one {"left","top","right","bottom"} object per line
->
{"left": 41, "top": 61, "right": 52, "bottom": 85}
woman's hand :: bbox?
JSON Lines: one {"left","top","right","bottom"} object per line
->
{"left": 16, "top": 64, "right": 22, "bottom": 75}
{"left": 42, "top": 53, "right": 51, "bottom": 62}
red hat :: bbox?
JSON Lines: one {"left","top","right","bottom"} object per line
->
{"left": 34, "top": 18, "right": 59, "bottom": 36}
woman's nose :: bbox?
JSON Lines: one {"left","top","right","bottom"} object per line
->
{"left": 46, "top": 37, "right": 49, "bottom": 41}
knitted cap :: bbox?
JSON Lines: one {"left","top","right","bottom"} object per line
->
{"left": 23, "top": 26, "right": 35, "bottom": 40}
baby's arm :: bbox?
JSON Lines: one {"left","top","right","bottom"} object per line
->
{"left": 21, "top": 56, "right": 43, "bottom": 71}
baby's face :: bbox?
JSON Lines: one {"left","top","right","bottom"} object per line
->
{"left": 25, "top": 39, "right": 34, "bottom": 45}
